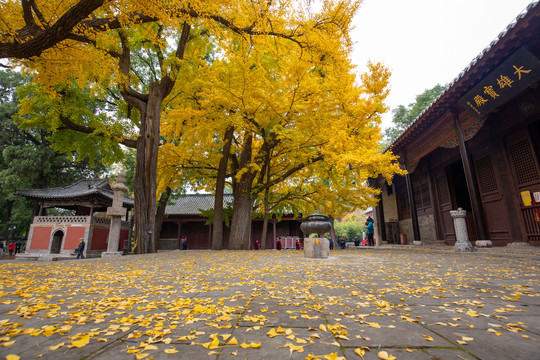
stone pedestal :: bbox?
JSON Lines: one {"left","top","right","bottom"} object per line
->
{"left": 450, "top": 209, "right": 475, "bottom": 252}
{"left": 475, "top": 240, "right": 493, "bottom": 247}
{"left": 303, "top": 238, "right": 330, "bottom": 259}
{"left": 102, "top": 172, "right": 129, "bottom": 258}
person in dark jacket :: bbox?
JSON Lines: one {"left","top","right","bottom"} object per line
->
{"left": 76, "top": 238, "right": 85, "bottom": 259}
{"left": 180, "top": 236, "right": 188, "bottom": 250}
{"left": 276, "top": 238, "right": 282, "bottom": 251}
{"left": 15, "top": 241, "right": 22, "bottom": 254}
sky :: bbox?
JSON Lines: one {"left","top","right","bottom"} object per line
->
{"left": 349, "top": 0, "right": 535, "bottom": 129}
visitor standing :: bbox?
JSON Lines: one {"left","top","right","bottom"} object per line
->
{"left": 8, "top": 241, "right": 15, "bottom": 256}
{"left": 0, "top": 240, "right": 5, "bottom": 255}
{"left": 276, "top": 238, "right": 282, "bottom": 250}
{"left": 76, "top": 238, "right": 85, "bottom": 259}
{"left": 366, "top": 217, "right": 375, "bottom": 246}
{"left": 15, "top": 241, "right": 22, "bottom": 254}
{"left": 180, "top": 236, "right": 188, "bottom": 250}
{"left": 254, "top": 240, "right": 260, "bottom": 250}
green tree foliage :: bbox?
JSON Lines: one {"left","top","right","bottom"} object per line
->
{"left": 0, "top": 70, "right": 108, "bottom": 239}
{"left": 383, "top": 84, "right": 446, "bottom": 146}
{"left": 334, "top": 214, "right": 366, "bottom": 241}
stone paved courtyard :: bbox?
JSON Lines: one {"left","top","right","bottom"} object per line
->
{"left": 0, "top": 247, "right": 538, "bottom": 359}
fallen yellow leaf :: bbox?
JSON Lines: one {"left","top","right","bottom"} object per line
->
{"left": 378, "top": 351, "right": 396, "bottom": 360}
{"left": 48, "top": 342, "right": 65, "bottom": 351}
{"left": 354, "top": 347, "right": 366, "bottom": 358}
{"left": 71, "top": 335, "right": 90, "bottom": 348}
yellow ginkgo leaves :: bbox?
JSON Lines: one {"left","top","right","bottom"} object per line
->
{"left": 70, "top": 335, "right": 90, "bottom": 348}
{"left": 378, "top": 350, "right": 396, "bottom": 360}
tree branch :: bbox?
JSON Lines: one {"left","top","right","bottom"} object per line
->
{"left": 58, "top": 115, "right": 138, "bottom": 148}
{"left": 0, "top": 0, "right": 106, "bottom": 59}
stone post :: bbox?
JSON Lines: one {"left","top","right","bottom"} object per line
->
{"left": 102, "top": 172, "right": 128, "bottom": 258}
{"left": 450, "top": 208, "right": 475, "bottom": 252}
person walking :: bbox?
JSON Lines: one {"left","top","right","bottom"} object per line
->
{"left": 366, "top": 217, "right": 375, "bottom": 246}
{"left": 0, "top": 240, "right": 5, "bottom": 255}
{"left": 76, "top": 238, "right": 85, "bottom": 259}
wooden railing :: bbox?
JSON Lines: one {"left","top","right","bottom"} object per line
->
{"left": 522, "top": 203, "right": 540, "bottom": 241}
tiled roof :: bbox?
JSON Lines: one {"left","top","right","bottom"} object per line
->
{"left": 16, "top": 179, "right": 134, "bottom": 207}
{"left": 165, "top": 194, "right": 233, "bottom": 215}
{"left": 390, "top": 0, "right": 540, "bottom": 153}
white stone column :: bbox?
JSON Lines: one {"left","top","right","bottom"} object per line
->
{"left": 450, "top": 208, "right": 475, "bottom": 252}
{"left": 102, "top": 172, "right": 128, "bottom": 258}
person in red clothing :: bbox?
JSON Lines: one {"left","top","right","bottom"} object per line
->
{"left": 8, "top": 241, "right": 15, "bottom": 256}
{"left": 253, "top": 240, "right": 260, "bottom": 250}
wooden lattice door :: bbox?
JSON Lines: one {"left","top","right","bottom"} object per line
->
{"left": 434, "top": 170, "right": 455, "bottom": 243}
{"left": 505, "top": 129, "right": 540, "bottom": 242}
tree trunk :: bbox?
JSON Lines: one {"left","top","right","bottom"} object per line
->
{"left": 260, "top": 187, "right": 270, "bottom": 250}
{"left": 133, "top": 81, "right": 163, "bottom": 254}
{"left": 212, "top": 126, "right": 234, "bottom": 250}
{"left": 2, "top": 200, "right": 14, "bottom": 242}
{"left": 228, "top": 191, "right": 255, "bottom": 250}
{"left": 154, "top": 186, "right": 171, "bottom": 252}
{"left": 329, "top": 215, "right": 337, "bottom": 241}
{"left": 228, "top": 134, "right": 255, "bottom": 250}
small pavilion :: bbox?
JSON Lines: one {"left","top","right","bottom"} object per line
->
{"left": 17, "top": 178, "right": 134, "bottom": 259}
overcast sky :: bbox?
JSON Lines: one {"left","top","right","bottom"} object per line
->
{"left": 350, "top": 0, "right": 534, "bottom": 129}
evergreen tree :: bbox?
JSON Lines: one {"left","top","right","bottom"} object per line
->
{"left": 383, "top": 84, "right": 446, "bottom": 146}
{"left": 0, "top": 71, "right": 108, "bottom": 240}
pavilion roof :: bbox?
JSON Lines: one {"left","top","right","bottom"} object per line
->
{"left": 16, "top": 178, "right": 134, "bottom": 208}
{"left": 165, "top": 194, "right": 233, "bottom": 215}
{"left": 389, "top": 1, "right": 540, "bottom": 155}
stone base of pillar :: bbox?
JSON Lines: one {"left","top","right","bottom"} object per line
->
{"left": 506, "top": 242, "right": 530, "bottom": 247}
{"left": 454, "top": 241, "right": 475, "bottom": 252}
{"left": 101, "top": 251, "right": 123, "bottom": 258}
{"left": 474, "top": 240, "right": 493, "bottom": 247}
{"left": 413, "top": 240, "right": 423, "bottom": 246}
{"left": 303, "top": 238, "right": 329, "bottom": 259}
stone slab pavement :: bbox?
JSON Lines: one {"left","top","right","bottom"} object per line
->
{"left": 0, "top": 246, "right": 538, "bottom": 359}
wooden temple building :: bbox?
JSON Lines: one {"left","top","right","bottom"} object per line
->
{"left": 374, "top": 2, "right": 540, "bottom": 247}
{"left": 160, "top": 194, "right": 303, "bottom": 250}
{"left": 17, "top": 179, "right": 134, "bottom": 258}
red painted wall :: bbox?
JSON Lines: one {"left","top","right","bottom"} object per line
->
{"left": 119, "top": 229, "right": 129, "bottom": 250}
{"left": 30, "top": 227, "right": 52, "bottom": 250}
{"left": 65, "top": 227, "right": 85, "bottom": 250}
{"left": 91, "top": 226, "right": 109, "bottom": 250}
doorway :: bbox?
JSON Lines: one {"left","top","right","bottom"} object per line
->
{"left": 51, "top": 230, "right": 64, "bottom": 253}
{"left": 446, "top": 161, "right": 472, "bottom": 211}
{"left": 446, "top": 161, "right": 477, "bottom": 240}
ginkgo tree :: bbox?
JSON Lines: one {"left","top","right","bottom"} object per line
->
{"left": 4, "top": 0, "right": 368, "bottom": 253}
{"left": 158, "top": 23, "right": 404, "bottom": 249}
